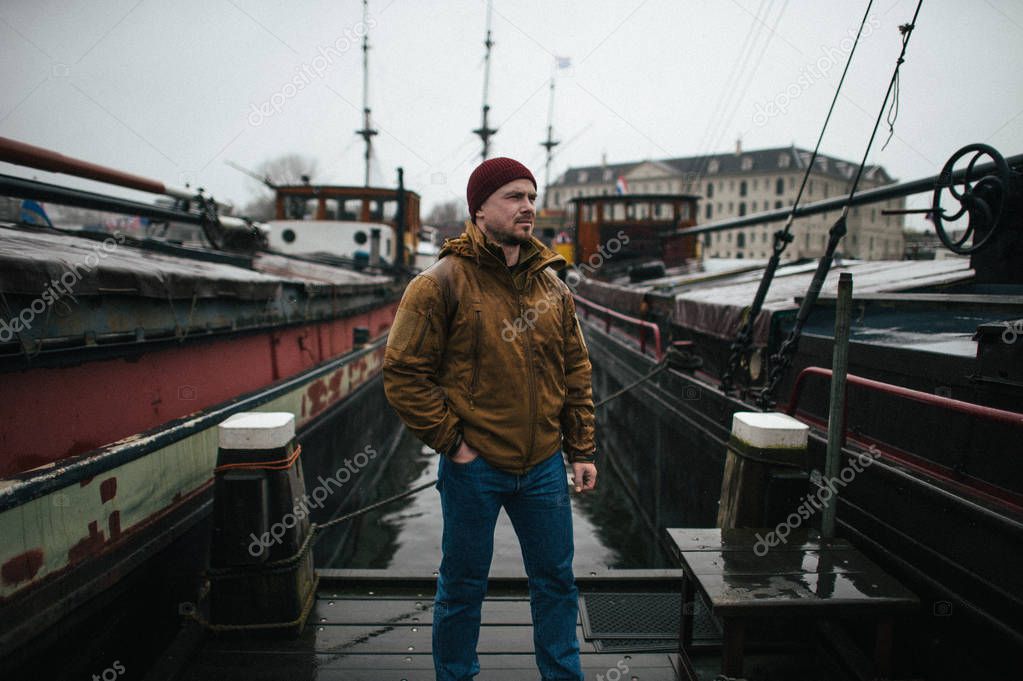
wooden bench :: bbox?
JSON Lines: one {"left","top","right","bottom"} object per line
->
{"left": 665, "top": 528, "right": 918, "bottom": 679}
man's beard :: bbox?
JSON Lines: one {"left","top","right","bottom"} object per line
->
{"left": 483, "top": 220, "right": 532, "bottom": 246}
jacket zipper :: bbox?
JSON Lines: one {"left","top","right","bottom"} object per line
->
{"left": 520, "top": 291, "right": 537, "bottom": 468}
{"left": 469, "top": 309, "right": 481, "bottom": 409}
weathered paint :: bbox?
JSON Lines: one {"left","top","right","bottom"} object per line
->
{"left": 0, "top": 341, "right": 387, "bottom": 601}
{"left": 0, "top": 302, "right": 397, "bottom": 478}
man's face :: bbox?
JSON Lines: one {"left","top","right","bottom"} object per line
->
{"left": 476, "top": 178, "right": 537, "bottom": 246}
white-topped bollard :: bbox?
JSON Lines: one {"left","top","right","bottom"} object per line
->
{"left": 209, "top": 411, "right": 316, "bottom": 635}
{"left": 717, "top": 412, "right": 809, "bottom": 529}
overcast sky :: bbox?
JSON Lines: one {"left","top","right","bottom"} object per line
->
{"left": 2, "top": 0, "right": 1021, "bottom": 227}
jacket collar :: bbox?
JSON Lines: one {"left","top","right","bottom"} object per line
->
{"left": 438, "top": 219, "right": 565, "bottom": 279}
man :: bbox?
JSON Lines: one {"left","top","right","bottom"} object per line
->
{"left": 383, "top": 157, "right": 597, "bottom": 681}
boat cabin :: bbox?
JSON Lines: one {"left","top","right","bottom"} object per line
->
{"left": 570, "top": 193, "right": 700, "bottom": 275}
{"left": 269, "top": 183, "right": 421, "bottom": 267}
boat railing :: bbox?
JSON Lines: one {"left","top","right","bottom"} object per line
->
{"left": 573, "top": 293, "right": 663, "bottom": 360}
{"left": 786, "top": 366, "right": 1023, "bottom": 429}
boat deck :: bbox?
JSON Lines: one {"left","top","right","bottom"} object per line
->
{"left": 164, "top": 569, "right": 850, "bottom": 681}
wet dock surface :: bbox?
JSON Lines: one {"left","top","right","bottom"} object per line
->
{"left": 170, "top": 573, "right": 852, "bottom": 680}
{"left": 316, "top": 429, "right": 674, "bottom": 572}
{"left": 175, "top": 574, "right": 682, "bottom": 681}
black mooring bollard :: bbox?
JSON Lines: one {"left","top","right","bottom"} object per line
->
{"left": 208, "top": 412, "right": 317, "bottom": 636}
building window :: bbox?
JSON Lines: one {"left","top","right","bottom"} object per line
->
{"left": 728, "top": 202, "right": 734, "bottom": 211}
{"left": 715, "top": 232, "right": 721, "bottom": 243}
{"left": 775, "top": 200, "right": 783, "bottom": 209}
{"left": 739, "top": 180, "right": 748, "bottom": 197}
{"left": 737, "top": 232, "right": 746, "bottom": 247}
{"left": 776, "top": 178, "right": 784, "bottom": 195}
{"left": 808, "top": 180, "right": 814, "bottom": 195}
{"left": 741, "top": 156, "right": 753, "bottom": 171}
{"left": 727, "top": 232, "right": 732, "bottom": 243}
{"left": 553, "top": 191, "right": 560, "bottom": 205}
{"left": 738, "top": 202, "right": 747, "bottom": 216}
{"left": 708, "top": 160, "right": 719, "bottom": 173}
{"left": 778, "top": 154, "right": 791, "bottom": 168}
{"left": 707, "top": 183, "right": 714, "bottom": 198}
{"left": 704, "top": 232, "right": 711, "bottom": 246}
{"left": 578, "top": 171, "right": 588, "bottom": 182}
{"left": 705, "top": 203, "right": 713, "bottom": 219}
{"left": 823, "top": 182, "right": 829, "bottom": 198}
{"left": 789, "top": 177, "right": 795, "bottom": 189}
{"left": 603, "top": 169, "right": 612, "bottom": 181}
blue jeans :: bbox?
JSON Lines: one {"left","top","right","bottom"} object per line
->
{"left": 433, "top": 449, "right": 583, "bottom": 681}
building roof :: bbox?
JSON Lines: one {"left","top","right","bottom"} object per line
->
{"left": 552, "top": 145, "right": 893, "bottom": 187}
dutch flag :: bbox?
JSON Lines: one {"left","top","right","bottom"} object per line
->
{"left": 615, "top": 176, "right": 629, "bottom": 195}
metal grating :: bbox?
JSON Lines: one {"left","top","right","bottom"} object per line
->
{"left": 580, "top": 592, "right": 720, "bottom": 642}
{"left": 592, "top": 637, "right": 677, "bottom": 653}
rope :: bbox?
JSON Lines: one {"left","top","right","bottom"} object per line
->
{"left": 315, "top": 357, "right": 671, "bottom": 530}
{"left": 595, "top": 359, "right": 668, "bottom": 408}
{"left": 214, "top": 444, "right": 302, "bottom": 473}
{"left": 720, "top": 0, "right": 875, "bottom": 393}
{"left": 183, "top": 575, "right": 319, "bottom": 633}
{"left": 314, "top": 479, "right": 438, "bottom": 532}
{"left": 760, "top": 0, "right": 924, "bottom": 407}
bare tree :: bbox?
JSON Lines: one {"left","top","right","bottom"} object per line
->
{"left": 234, "top": 154, "right": 319, "bottom": 221}
{"left": 257, "top": 154, "right": 318, "bottom": 187}
{"left": 426, "top": 199, "right": 465, "bottom": 226}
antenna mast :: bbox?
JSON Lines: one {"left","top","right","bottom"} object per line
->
{"left": 356, "top": 0, "right": 377, "bottom": 186}
{"left": 540, "top": 74, "right": 560, "bottom": 209}
{"left": 473, "top": 0, "right": 497, "bottom": 159}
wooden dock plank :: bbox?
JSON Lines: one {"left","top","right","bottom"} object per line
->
{"left": 204, "top": 624, "right": 594, "bottom": 655}
{"left": 309, "top": 597, "right": 549, "bottom": 626}
{"left": 182, "top": 652, "right": 678, "bottom": 680}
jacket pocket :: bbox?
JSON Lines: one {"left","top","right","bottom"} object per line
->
{"left": 469, "top": 306, "right": 481, "bottom": 409}
{"left": 412, "top": 306, "right": 433, "bottom": 355}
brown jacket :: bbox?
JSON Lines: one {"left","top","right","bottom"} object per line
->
{"left": 383, "top": 220, "right": 596, "bottom": 474}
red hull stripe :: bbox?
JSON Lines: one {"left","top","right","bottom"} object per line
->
{"left": 0, "top": 304, "right": 396, "bottom": 479}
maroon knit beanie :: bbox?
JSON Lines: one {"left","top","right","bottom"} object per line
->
{"left": 466, "top": 157, "right": 536, "bottom": 223}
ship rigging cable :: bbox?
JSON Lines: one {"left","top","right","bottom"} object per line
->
{"left": 721, "top": 0, "right": 876, "bottom": 393}
{"left": 759, "top": 0, "right": 925, "bottom": 408}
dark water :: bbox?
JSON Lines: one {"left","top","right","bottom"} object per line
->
{"left": 318, "top": 428, "right": 673, "bottom": 571}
